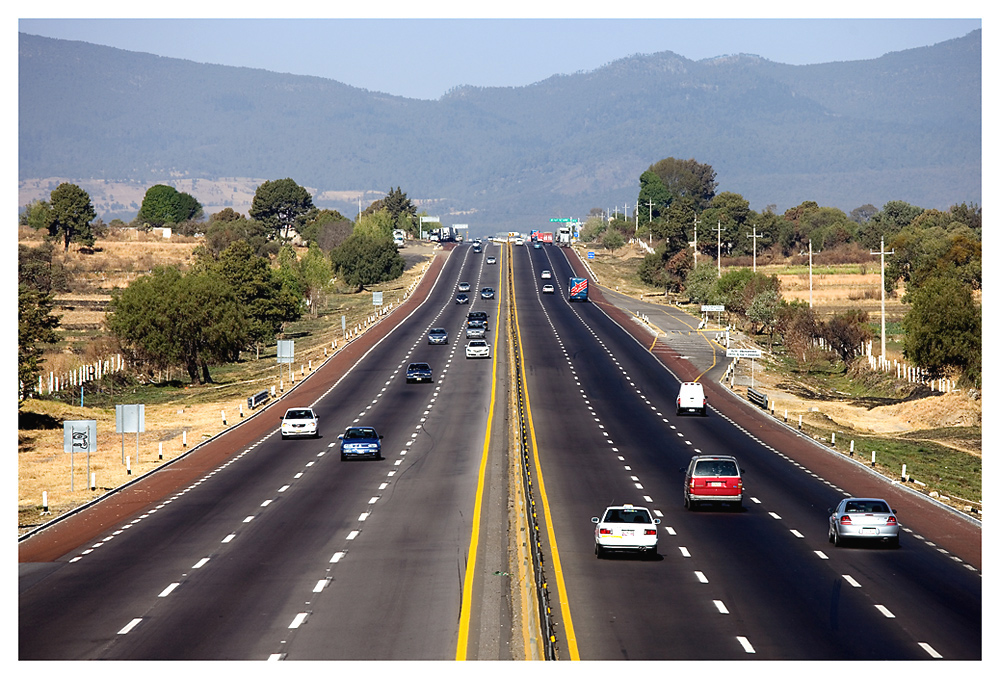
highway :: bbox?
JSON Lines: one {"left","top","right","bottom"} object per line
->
{"left": 19, "top": 242, "right": 515, "bottom": 660}
{"left": 19, "top": 239, "right": 982, "bottom": 661}
{"left": 509, "top": 241, "right": 981, "bottom": 660}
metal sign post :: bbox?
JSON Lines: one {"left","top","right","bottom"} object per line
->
{"left": 726, "top": 348, "right": 763, "bottom": 389}
{"left": 115, "top": 404, "right": 145, "bottom": 465}
{"left": 64, "top": 420, "right": 97, "bottom": 492}
{"left": 277, "top": 339, "right": 295, "bottom": 384}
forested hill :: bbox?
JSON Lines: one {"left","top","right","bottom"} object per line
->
{"left": 18, "top": 30, "right": 980, "bottom": 231}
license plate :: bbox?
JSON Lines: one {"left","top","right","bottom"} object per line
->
{"left": 862, "top": 527, "right": 877, "bottom": 534}
{"left": 710, "top": 481, "right": 723, "bottom": 487}
{"left": 621, "top": 529, "right": 634, "bottom": 537}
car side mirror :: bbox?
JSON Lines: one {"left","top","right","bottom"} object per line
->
{"left": 338, "top": 434, "right": 344, "bottom": 440}
{"left": 591, "top": 517, "right": 600, "bottom": 523}
{"left": 653, "top": 519, "right": 661, "bottom": 524}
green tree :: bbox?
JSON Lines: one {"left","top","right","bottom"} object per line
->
{"left": 636, "top": 170, "right": 674, "bottom": 226}
{"left": 249, "top": 178, "right": 315, "bottom": 239}
{"left": 208, "top": 240, "right": 303, "bottom": 346}
{"left": 602, "top": 229, "right": 625, "bottom": 253}
{"left": 20, "top": 199, "right": 51, "bottom": 231}
{"left": 300, "top": 209, "right": 353, "bottom": 252}
{"left": 18, "top": 284, "right": 60, "bottom": 399}
{"left": 902, "top": 275, "right": 981, "bottom": 384}
{"left": 330, "top": 232, "right": 405, "bottom": 291}
{"left": 747, "top": 288, "right": 781, "bottom": 342}
{"left": 647, "top": 158, "right": 717, "bottom": 212}
{"left": 137, "top": 184, "right": 203, "bottom": 226}
{"left": 107, "top": 267, "right": 248, "bottom": 384}
{"left": 299, "top": 242, "right": 335, "bottom": 316}
{"left": 683, "top": 262, "right": 719, "bottom": 304}
{"left": 857, "top": 200, "right": 924, "bottom": 250}
{"left": 201, "top": 214, "right": 274, "bottom": 259}
{"left": 46, "top": 183, "right": 96, "bottom": 251}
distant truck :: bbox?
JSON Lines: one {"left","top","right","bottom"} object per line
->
{"left": 539, "top": 232, "right": 553, "bottom": 244}
{"left": 557, "top": 226, "right": 572, "bottom": 245}
{"left": 569, "top": 277, "right": 588, "bottom": 302}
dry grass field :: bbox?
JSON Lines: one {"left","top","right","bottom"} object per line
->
{"left": 18, "top": 229, "right": 436, "bottom": 534}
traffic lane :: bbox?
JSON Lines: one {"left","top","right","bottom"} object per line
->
{"left": 562, "top": 246, "right": 981, "bottom": 571}
{"left": 568, "top": 326, "right": 981, "bottom": 657}
{"left": 282, "top": 290, "right": 505, "bottom": 659}
{"left": 18, "top": 251, "right": 451, "bottom": 564}
{"left": 514, "top": 273, "right": 968, "bottom": 659}
{"left": 18, "top": 428, "right": 334, "bottom": 659}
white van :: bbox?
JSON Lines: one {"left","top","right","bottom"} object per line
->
{"left": 676, "top": 382, "right": 707, "bottom": 416}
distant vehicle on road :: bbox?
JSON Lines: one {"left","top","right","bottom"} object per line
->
{"left": 542, "top": 284, "right": 555, "bottom": 294}
{"left": 486, "top": 256, "right": 496, "bottom": 265}
{"left": 280, "top": 407, "right": 319, "bottom": 440}
{"left": 540, "top": 270, "right": 551, "bottom": 279}
{"left": 455, "top": 293, "right": 470, "bottom": 305}
{"left": 466, "top": 320, "right": 486, "bottom": 339}
{"left": 828, "top": 498, "right": 900, "bottom": 547}
{"left": 467, "top": 311, "right": 489, "bottom": 330}
{"left": 338, "top": 426, "right": 383, "bottom": 461}
{"left": 480, "top": 287, "right": 495, "bottom": 300}
{"left": 458, "top": 282, "right": 471, "bottom": 292}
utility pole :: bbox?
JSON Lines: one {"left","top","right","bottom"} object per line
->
{"left": 747, "top": 224, "right": 764, "bottom": 272}
{"left": 691, "top": 215, "right": 700, "bottom": 268}
{"left": 714, "top": 220, "right": 725, "bottom": 278}
{"left": 871, "top": 236, "right": 895, "bottom": 361}
{"left": 808, "top": 240, "right": 813, "bottom": 308}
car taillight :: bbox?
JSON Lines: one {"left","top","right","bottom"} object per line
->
{"left": 840, "top": 515, "right": 852, "bottom": 525}
{"left": 886, "top": 516, "right": 897, "bottom": 525}
{"left": 599, "top": 528, "right": 612, "bottom": 535}
{"left": 644, "top": 529, "right": 656, "bottom": 536}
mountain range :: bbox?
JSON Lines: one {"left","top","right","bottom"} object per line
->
{"left": 18, "top": 30, "right": 981, "bottom": 236}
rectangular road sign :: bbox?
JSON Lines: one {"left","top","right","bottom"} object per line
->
{"left": 701, "top": 304, "right": 725, "bottom": 312}
{"left": 726, "top": 348, "right": 762, "bottom": 359}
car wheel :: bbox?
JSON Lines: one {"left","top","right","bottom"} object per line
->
{"left": 832, "top": 529, "right": 842, "bottom": 547}
{"left": 595, "top": 543, "right": 604, "bottom": 559}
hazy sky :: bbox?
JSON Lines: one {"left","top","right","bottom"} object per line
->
{"left": 17, "top": 5, "right": 983, "bottom": 101}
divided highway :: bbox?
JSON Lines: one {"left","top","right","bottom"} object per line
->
{"left": 19, "top": 240, "right": 981, "bottom": 661}
{"left": 508, "top": 242, "right": 981, "bottom": 660}
{"left": 19, "top": 242, "right": 514, "bottom": 660}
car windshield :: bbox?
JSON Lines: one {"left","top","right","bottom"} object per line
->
{"left": 344, "top": 428, "right": 376, "bottom": 439}
{"left": 604, "top": 508, "right": 652, "bottom": 524}
{"left": 431, "top": 329, "right": 445, "bottom": 334}
{"left": 845, "top": 500, "right": 889, "bottom": 513}
{"left": 286, "top": 410, "right": 313, "bottom": 419}
{"left": 695, "top": 460, "right": 738, "bottom": 476}
{"left": 410, "top": 363, "right": 429, "bottom": 370}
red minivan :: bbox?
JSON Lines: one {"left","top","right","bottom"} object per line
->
{"left": 683, "top": 455, "right": 744, "bottom": 510}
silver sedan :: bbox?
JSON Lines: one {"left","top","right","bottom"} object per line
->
{"left": 828, "top": 497, "right": 900, "bottom": 547}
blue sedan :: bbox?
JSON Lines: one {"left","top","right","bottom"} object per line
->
{"left": 339, "top": 426, "right": 383, "bottom": 461}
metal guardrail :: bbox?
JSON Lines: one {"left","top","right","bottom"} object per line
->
{"left": 747, "top": 387, "right": 768, "bottom": 409}
{"left": 247, "top": 389, "right": 269, "bottom": 410}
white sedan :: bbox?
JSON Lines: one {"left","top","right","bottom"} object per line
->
{"left": 592, "top": 504, "right": 660, "bottom": 558}
{"left": 280, "top": 407, "right": 319, "bottom": 439}
{"left": 540, "top": 270, "right": 552, "bottom": 279}
{"left": 542, "top": 284, "right": 555, "bottom": 294}
{"left": 465, "top": 339, "right": 490, "bottom": 359}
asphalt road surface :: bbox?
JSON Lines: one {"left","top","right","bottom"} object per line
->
{"left": 19, "top": 239, "right": 982, "bottom": 661}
